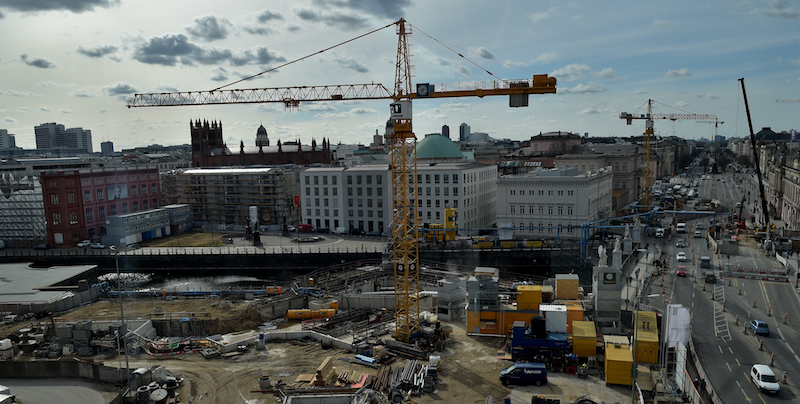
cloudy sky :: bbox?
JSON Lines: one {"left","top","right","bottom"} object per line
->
{"left": 1, "top": 0, "right": 798, "bottom": 151}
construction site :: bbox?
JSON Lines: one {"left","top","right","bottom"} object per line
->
{"left": 0, "top": 259, "right": 637, "bottom": 404}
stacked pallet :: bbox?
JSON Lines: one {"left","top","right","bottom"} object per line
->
{"left": 313, "top": 356, "right": 337, "bottom": 386}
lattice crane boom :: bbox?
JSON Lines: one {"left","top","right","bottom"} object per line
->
{"left": 125, "top": 18, "right": 557, "bottom": 342}
{"left": 619, "top": 99, "right": 716, "bottom": 207}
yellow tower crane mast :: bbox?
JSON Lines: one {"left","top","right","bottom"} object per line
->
{"left": 619, "top": 99, "right": 716, "bottom": 208}
{"left": 127, "top": 18, "right": 557, "bottom": 342}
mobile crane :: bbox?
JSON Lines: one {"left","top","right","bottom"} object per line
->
{"left": 127, "top": 19, "right": 557, "bottom": 341}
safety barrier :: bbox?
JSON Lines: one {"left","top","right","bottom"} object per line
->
{"left": 725, "top": 274, "right": 789, "bottom": 283}
{"left": 725, "top": 266, "right": 787, "bottom": 275}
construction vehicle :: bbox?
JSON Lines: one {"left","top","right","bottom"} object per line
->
{"left": 620, "top": 100, "right": 716, "bottom": 208}
{"left": 127, "top": 19, "right": 557, "bottom": 341}
{"left": 739, "top": 78, "right": 771, "bottom": 236}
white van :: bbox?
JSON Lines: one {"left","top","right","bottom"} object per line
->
{"left": 676, "top": 223, "right": 686, "bottom": 233}
{"left": 333, "top": 227, "right": 347, "bottom": 234}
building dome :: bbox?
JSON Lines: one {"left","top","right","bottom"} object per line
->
{"left": 255, "top": 124, "right": 269, "bottom": 147}
{"left": 416, "top": 133, "right": 465, "bottom": 160}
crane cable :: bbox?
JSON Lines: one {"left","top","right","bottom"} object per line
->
{"left": 409, "top": 23, "right": 531, "bottom": 80}
{"left": 211, "top": 21, "right": 397, "bottom": 92}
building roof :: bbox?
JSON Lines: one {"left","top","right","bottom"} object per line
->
{"left": 0, "top": 263, "right": 95, "bottom": 304}
{"left": 183, "top": 167, "right": 273, "bottom": 174}
{"left": 416, "top": 134, "right": 466, "bottom": 160}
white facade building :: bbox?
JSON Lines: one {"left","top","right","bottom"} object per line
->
{"left": 300, "top": 162, "right": 497, "bottom": 236}
{"left": 497, "top": 166, "right": 614, "bottom": 239}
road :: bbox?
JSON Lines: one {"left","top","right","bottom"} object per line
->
{"left": 657, "top": 171, "right": 800, "bottom": 403}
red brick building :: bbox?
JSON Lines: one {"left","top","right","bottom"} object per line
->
{"left": 41, "top": 167, "right": 161, "bottom": 247}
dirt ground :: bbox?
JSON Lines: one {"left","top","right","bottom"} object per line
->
{"left": 3, "top": 297, "right": 630, "bottom": 404}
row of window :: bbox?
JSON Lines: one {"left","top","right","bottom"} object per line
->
{"left": 511, "top": 222, "right": 577, "bottom": 233}
{"left": 307, "top": 187, "right": 339, "bottom": 196}
{"left": 83, "top": 199, "right": 159, "bottom": 224}
{"left": 509, "top": 189, "right": 575, "bottom": 196}
{"left": 417, "top": 173, "right": 459, "bottom": 184}
{"left": 508, "top": 205, "right": 574, "bottom": 216}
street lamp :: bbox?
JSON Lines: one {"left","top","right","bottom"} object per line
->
{"left": 631, "top": 293, "right": 660, "bottom": 404}
{"left": 109, "top": 246, "right": 130, "bottom": 390}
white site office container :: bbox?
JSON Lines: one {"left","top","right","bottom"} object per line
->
{"left": 540, "top": 304, "right": 568, "bottom": 334}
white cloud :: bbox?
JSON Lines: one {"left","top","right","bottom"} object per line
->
{"left": 533, "top": 51, "right": 558, "bottom": 64}
{"left": 314, "top": 107, "right": 378, "bottom": 119}
{"left": 653, "top": 19, "right": 672, "bottom": 28}
{"left": 559, "top": 82, "right": 607, "bottom": 94}
{"left": 596, "top": 68, "right": 621, "bottom": 80}
{"left": 530, "top": 7, "right": 558, "bottom": 23}
{"left": 550, "top": 63, "right": 591, "bottom": 82}
{"left": 665, "top": 68, "right": 693, "bottom": 78}
{"left": 674, "top": 101, "right": 689, "bottom": 108}
{"left": 578, "top": 107, "right": 602, "bottom": 114}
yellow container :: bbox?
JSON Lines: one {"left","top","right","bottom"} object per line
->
{"left": 564, "top": 302, "right": 584, "bottom": 334}
{"left": 604, "top": 341, "right": 633, "bottom": 386}
{"left": 555, "top": 274, "right": 580, "bottom": 300}
{"left": 572, "top": 321, "right": 596, "bottom": 358}
{"left": 526, "top": 240, "right": 543, "bottom": 248}
{"left": 634, "top": 311, "right": 659, "bottom": 364}
{"left": 516, "top": 285, "right": 542, "bottom": 310}
{"left": 287, "top": 309, "right": 311, "bottom": 320}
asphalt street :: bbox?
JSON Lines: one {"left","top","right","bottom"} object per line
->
{"left": 647, "top": 171, "right": 800, "bottom": 404}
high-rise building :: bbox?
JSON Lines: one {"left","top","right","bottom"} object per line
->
{"left": 34, "top": 122, "right": 93, "bottom": 153}
{"left": 459, "top": 123, "right": 470, "bottom": 142}
{"left": 101, "top": 141, "right": 114, "bottom": 155}
{"left": 0, "top": 129, "right": 16, "bottom": 150}
{"left": 442, "top": 124, "right": 450, "bottom": 139}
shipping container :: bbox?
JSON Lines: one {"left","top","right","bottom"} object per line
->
{"left": 634, "top": 311, "right": 659, "bottom": 364}
{"left": 604, "top": 338, "right": 633, "bottom": 386}
{"left": 540, "top": 304, "right": 567, "bottom": 334}
{"left": 516, "top": 285, "right": 542, "bottom": 310}
{"left": 572, "top": 321, "right": 596, "bottom": 358}
{"left": 555, "top": 274, "right": 580, "bottom": 300}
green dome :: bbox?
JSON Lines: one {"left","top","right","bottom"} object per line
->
{"left": 416, "top": 134, "right": 464, "bottom": 159}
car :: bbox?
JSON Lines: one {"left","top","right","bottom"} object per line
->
{"left": 316, "top": 228, "right": 330, "bottom": 233}
{"left": 90, "top": 242, "right": 106, "bottom": 249}
{"left": 33, "top": 243, "right": 50, "bottom": 250}
{"left": 749, "top": 320, "right": 770, "bottom": 336}
{"left": 655, "top": 228, "right": 666, "bottom": 238}
{"left": 676, "top": 252, "right": 687, "bottom": 262}
{"left": 676, "top": 266, "right": 687, "bottom": 277}
{"left": 696, "top": 223, "right": 704, "bottom": 229}
{"left": 676, "top": 238, "right": 686, "bottom": 248}
{"left": 721, "top": 179, "right": 726, "bottom": 183}
{"left": 366, "top": 230, "right": 382, "bottom": 236}
{"left": 750, "top": 364, "right": 780, "bottom": 394}
{"left": 77, "top": 240, "right": 91, "bottom": 248}
{"left": 348, "top": 228, "right": 365, "bottom": 235}
{"left": 694, "top": 231, "right": 703, "bottom": 238}
{"left": 285, "top": 225, "right": 296, "bottom": 232}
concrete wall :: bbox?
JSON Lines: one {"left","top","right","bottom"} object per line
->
{"left": 336, "top": 293, "right": 436, "bottom": 312}
{"left": 0, "top": 285, "right": 101, "bottom": 315}
{"left": 0, "top": 360, "right": 129, "bottom": 384}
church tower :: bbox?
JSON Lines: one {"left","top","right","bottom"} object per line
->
{"left": 255, "top": 124, "right": 270, "bottom": 147}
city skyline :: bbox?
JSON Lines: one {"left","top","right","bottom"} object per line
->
{"left": 1, "top": 0, "right": 798, "bottom": 151}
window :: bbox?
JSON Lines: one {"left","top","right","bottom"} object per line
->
{"left": 347, "top": 175, "right": 352, "bottom": 185}
{"left": 139, "top": 184, "right": 146, "bottom": 195}
{"left": 357, "top": 175, "right": 362, "bottom": 185}
{"left": 358, "top": 210, "right": 363, "bottom": 217}
{"left": 69, "top": 211, "right": 78, "bottom": 225}
{"left": 426, "top": 187, "right": 431, "bottom": 196}
{"left": 558, "top": 190, "right": 563, "bottom": 196}
{"left": 133, "top": 201, "right": 139, "bottom": 211}
{"left": 367, "top": 188, "right": 372, "bottom": 196}
{"left": 367, "top": 199, "right": 373, "bottom": 208}
{"left": 122, "top": 203, "right": 128, "bottom": 214}
{"left": 548, "top": 190, "right": 553, "bottom": 196}
{"left": 347, "top": 188, "right": 353, "bottom": 196}
{"left": 50, "top": 194, "right": 59, "bottom": 205}
{"left": 539, "top": 206, "right": 544, "bottom": 215}
{"left": 143, "top": 200, "right": 149, "bottom": 210}
{"left": 453, "top": 187, "right": 458, "bottom": 196}
{"left": 84, "top": 190, "right": 91, "bottom": 202}
{"left": 324, "top": 209, "right": 329, "bottom": 216}
{"left": 425, "top": 174, "right": 431, "bottom": 184}
{"left": 332, "top": 176, "right": 337, "bottom": 185}
{"left": 151, "top": 184, "right": 157, "bottom": 194}
{"left": 366, "top": 176, "right": 372, "bottom": 185}
{"left": 86, "top": 209, "right": 93, "bottom": 222}
{"left": 435, "top": 187, "right": 440, "bottom": 196}
{"left": 305, "top": 176, "right": 310, "bottom": 185}
{"left": 153, "top": 199, "right": 158, "bottom": 209}
{"left": 357, "top": 188, "right": 363, "bottom": 196}
{"left": 377, "top": 188, "right": 382, "bottom": 196}
{"left": 110, "top": 205, "right": 117, "bottom": 215}
{"left": 315, "top": 198, "right": 320, "bottom": 206}
{"left": 314, "top": 176, "right": 319, "bottom": 185}
{"left": 314, "top": 188, "right": 319, "bottom": 196}
{"left": 323, "top": 188, "right": 328, "bottom": 196}
{"left": 453, "top": 175, "right": 458, "bottom": 184}
{"left": 357, "top": 199, "right": 363, "bottom": 207}
{"left": 434, "top": 174, "right": 440, "bottom": 183}
{"left": 52, "top": 213, "right": 61, "bottom": 226}
{"left": 68, "top": 193, "right": 76, "bottom": 204}
{"left": 511, "top": 205, "right": 515, "bottom": 214}
{"left": 97, "top": 189, "right": 104, "bottom": 200}
{"left": 568, "top": 206, "right": 573, "bottom": 215}
{"left": 539, "top": 190, "right": 544, "bottom": 196}
{"left": 558, "top": 206, "right": 563, "bottom": 215}
{"left": 99, "top": 207, "right": 105, "bottom": 219}
{"left": 305, "top": 188, "right": 311, "bottom": 196}
{"left": 548, "top": 206, "right": 553, "bottom": 215}
{"left": 333, "top": 209, "right": 338, "bottom": 216}
{"left": 131, "top": 186, "right": 137, "bottom": 196}
{"left": 568, "top": 190, "right": 574, "bottom": 196}
{"left": 510, "top": 190, "right": 515, "bottom": 196}
{"left": 315, "top": 209, "right": 320, "bottom": 215}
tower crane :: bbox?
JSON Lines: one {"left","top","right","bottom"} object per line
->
{"left": 127, "top": 18, "right": 557, "bottom": 342}
{"left": 619, "top": 99, "right": 716, "bottom": 208}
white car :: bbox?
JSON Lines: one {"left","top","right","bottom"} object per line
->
{"left": 76, "top": 240, "right": 91, "bottom": 248}
{"left": 676, "top": 252, "right": 687, "bottom": 262}
{"left": 90, "top": 242, "right": 106, "bottom": 249}
{"left": 750, "top": 364, "right": 780, "bottom": 394}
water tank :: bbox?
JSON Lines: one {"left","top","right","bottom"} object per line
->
{"left": 258, "top": 376, "right": 271, "bottom": 390}
{"left": 150, "top": 388, "right": 168, "bottom": 404}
